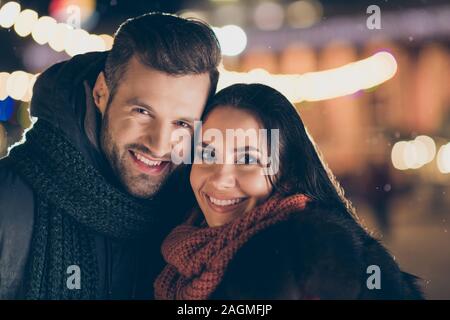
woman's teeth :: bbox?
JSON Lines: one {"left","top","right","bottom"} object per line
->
{"left": 208, "top": 196, "right": 244, "bottom": 207}
{"left": 134, "top": 152, "right": 162, "bottom": 166}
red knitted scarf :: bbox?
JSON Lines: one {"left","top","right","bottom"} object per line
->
{"left": 154, "top": 193, "right": 310, "bottom": 300}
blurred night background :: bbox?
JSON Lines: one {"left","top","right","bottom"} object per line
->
{"left": 0, "top": 0, "right": 449, "bottom": 299}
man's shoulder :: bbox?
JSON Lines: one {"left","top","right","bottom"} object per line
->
{"left": 0, "top": 157, "right": 31, "bottom": 190}
{"left": 0, "top": 157, "right": 35, "bottom": 227}
{"left": 0, "top": 158, "right": 35, "bottom": 300}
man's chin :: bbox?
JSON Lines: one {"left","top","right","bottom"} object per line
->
{"left": 122, "top": 172, "right": 168, "bottom": 199}
{"left": 125, "top": 184, "right": 161, "bottom": 199}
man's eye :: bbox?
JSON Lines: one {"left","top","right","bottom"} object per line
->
{"left": 175, "top": 121, "right": 191, "bottom": 129}
{"left": 134, "top": 108, "right": 151, "bottom": 116}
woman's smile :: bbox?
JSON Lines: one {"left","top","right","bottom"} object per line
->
{"left": 202, "top": 191, "right": 249, "bottom": 214}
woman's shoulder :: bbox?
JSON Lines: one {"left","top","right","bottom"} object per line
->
{"left": 212, "top": 205, "right": 365, "bottom": 299}
{"left": 212, "top": 204, "right": 424, "bottom": 299}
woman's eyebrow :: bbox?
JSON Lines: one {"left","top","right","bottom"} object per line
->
{"left": 234, "top": 146, "right": 261, "bottom": 153}
{"left": 201, "top": 141, "right": 214, "bottom": 148}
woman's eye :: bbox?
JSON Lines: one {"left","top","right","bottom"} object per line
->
{"left": 237, "top": 154, "right": 259, "bottom": 165}
{"left": 198, "top": 148, "right": 216, "bottom": 163}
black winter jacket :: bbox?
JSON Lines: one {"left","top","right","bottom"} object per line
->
{"left": 211, "top": 205, "right": 423, "bottom": 299}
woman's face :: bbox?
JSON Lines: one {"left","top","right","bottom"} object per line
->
{"left": 190, "top": 106, "right": 273, "bottom": 227}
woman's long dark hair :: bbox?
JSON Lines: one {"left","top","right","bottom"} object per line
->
{"left": 203, "top": 83, "right": 358, "bottom": 221}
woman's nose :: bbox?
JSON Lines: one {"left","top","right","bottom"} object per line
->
{"left": 210, "top": 164, "right": 236, "bottom": 190}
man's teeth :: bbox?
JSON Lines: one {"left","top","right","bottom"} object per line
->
{"left": 134, "top": 152, "right": 162, "bottom": 166}
{"left": 208, "top": 196, "right": 244, "bottom": 206}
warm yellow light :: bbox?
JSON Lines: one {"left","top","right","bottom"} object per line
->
{"left": 437, "top": 143, "right": 450, "bottom": 174}
{"left": 415, "top": 135, "right": 436, "bottom": 164}
{"left": 87, "top": 34, "right": 106, "bottom": 52}
{"left": 403, "top": 141, "right": 422, "bottom": 169}
{"left": 391, "top": 141, "right": 409, "bottom": 170}
{"left": 286, "top": 0, "right": 323, "bottom": 29}
{"left": 391, "top": 136, "right": 437, "bottom": 171}
{"left": 6, "top": 71, "right": 31, "bottom": 101}
{"left": 22, "top": 73, "right": 38, "bottom": 102}
{"left": 64, "top": 28, "right": 90, "bottom": 56}
{"left": 213, "top": 25, "right": 247, "bottom": 56}
{"left": 0, "top": 72, "right": 10, "bottom": 100}
{"left": 32, "top": 16, "right": 57, "bottom": 45}
{"left": 13, "top": 9, "right": 38, "bottom": 37}
{"left": 99, "top": 34, "right": 114, "bottom": 51}
{"left": 219, "top": 51, "right": 397, "bottom": 103}
{"left": 298, "top": 51, "right": 397, "bottom": 101}
{"left": 48, "top": 23, "right": 73, "bottom": 52}
{"left": 0, "top": 1, "right": 21, "bottom": 28}
{"left": 253, "top": 2, "right": 284, "bottom": 31}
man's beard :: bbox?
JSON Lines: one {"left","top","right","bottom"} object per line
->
{"left": 99, "top": 111, "right": 172, "bottom": 199}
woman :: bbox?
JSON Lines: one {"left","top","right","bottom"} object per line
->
{"left": 154, "top": 83, "right": 423, "bottom": 300}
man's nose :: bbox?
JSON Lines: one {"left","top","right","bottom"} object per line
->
{"left": 146, "top": 122, "right": 173, "bottom": 159}
{"left": 211, "top": 164, "right": 236, "bottom": 190}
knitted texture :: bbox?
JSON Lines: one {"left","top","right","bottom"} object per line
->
{"left": 154, "top": 193, "right": 310, "bottom": 300}
{"left": 8, "top": 120, "right": 159, "bottom": 299}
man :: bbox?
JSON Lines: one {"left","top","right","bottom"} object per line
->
{"left": 0, "top": 13, "right": 221, "bottom": 299}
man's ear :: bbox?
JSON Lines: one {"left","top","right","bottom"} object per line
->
{"left": 92, "top": 72, "right": 110, "bottom": 115}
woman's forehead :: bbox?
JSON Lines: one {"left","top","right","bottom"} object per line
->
{"left": 203, "top": 106, "right": 262, "bottom": 131}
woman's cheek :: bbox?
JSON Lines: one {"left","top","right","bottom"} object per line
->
{"left": 190, "top": 164, "right": 209, "bottom": 192}
{"left": 237, "top": 169, "right": 272, "bottom": 200}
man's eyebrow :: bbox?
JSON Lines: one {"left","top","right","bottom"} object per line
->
{"left": 127, "top": 98, "right": 199, "bottom": 123}
{"left": 178, "top": 117, "right": 199, "bottom": 124}
{"left": 126, "top": 98, "right": 154, "bottom": 111}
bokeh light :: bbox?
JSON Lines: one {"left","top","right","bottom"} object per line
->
{"left": 213, "top": 25, "right": 247, "bottom": 56}
{"left": 253, "top": 1, "right": 284, "bottom": 31}
{"left": 286, "top": 0, "right": 323, "bottom": 29}
{"left": 99, "top": 34, "right": 114, "bottom": 51}
{"left": 32, "top": 16, "right": 58, "bottom": 45}
{"left": 391, "top": 136, "right": 438, "bottom": 171}
{"left": 48, "top": 23, "right": 73, "bottom": 52}
{"left": 49, "top": 0, "right": 97, "bottom": 29}
{"left": 6, "top": 71, "right": 31, "bottom": 101}
{"left": 64, "top": 28, "right": 90, "bottom": 56}
{"left": 17, "top": 101, "right": 32, "bottom": 129}
{"left": 13, "top": 9, "right": 39, "bottom": 37}
{"left": 0, "top": 96, "right": 14, "bottom": 121}
{"left": 297, "top": 51, "right": 398, "bottom": 101}
{"left": 415, "top": 135, "right": 437, "bottom": 164}
{"left": 391, "top": 141, "right": 409, "bottom": 170}
{"left": 437, "top": 143, "right": 450, "bottom": 174}
{"left": 0, "top": 1, "right": 21, "bottom": 28}
{"left": 0, "top": 72, "right": 10, "bottom": 101}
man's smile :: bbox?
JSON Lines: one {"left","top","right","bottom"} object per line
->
{"left": 129, "top": 150, "right": 170, "bottom": 175}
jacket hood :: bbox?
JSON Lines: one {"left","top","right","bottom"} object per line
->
{"left": 30, "top": 51, "right": 108, "bottom": 168}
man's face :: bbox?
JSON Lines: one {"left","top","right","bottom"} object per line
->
{"left": 95, "top": 56, "right": 211, "bottom": 198}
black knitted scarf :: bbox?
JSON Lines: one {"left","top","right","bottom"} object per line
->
{"left": 8, "top": 120, "right": 159, "bottom": 299}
